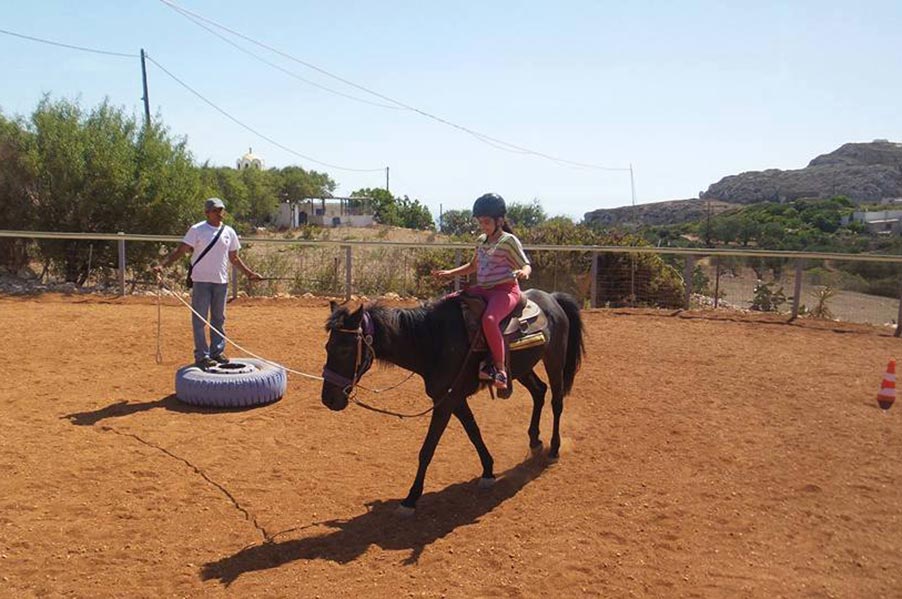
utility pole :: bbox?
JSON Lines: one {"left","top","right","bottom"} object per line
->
{"left": 629, "top": 163, "right": 636, "bottom": 207}
{"left": 140, "top": 49, "right": 151, "bottom": 128}
{"left": 385, "top": 166, "right": 390, "bottom": 192}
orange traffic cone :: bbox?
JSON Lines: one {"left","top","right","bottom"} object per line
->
{"left": 877, "top": 359, "right": 896, "bottom": 410}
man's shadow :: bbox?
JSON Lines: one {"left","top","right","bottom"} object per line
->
{"left": 62, "top": 395, "right": 266, "bottom": 426}
{"left": 201, "top": 452, "right": 551, "bottom": 585}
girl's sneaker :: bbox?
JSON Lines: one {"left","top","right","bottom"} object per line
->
{"left": 492, "top": 369, "right": 509, "bottom": 390}
{"left": 479, "top": 361, "right": 495, "bottom": 381}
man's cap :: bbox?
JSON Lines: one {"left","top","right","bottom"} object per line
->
{"left": 204, "top": 197, "right": 226, "bottom": 211}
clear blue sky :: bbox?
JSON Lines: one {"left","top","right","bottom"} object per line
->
{"left": 3, "top": 1, "right": 900, "bottom": 221}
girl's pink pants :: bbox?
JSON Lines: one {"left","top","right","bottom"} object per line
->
{"left": 466, "top": 281, "right": 521, "bottom": 367}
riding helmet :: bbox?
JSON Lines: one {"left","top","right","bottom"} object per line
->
{"left": 472, "top": 193, "right": 506, "bottom": 218}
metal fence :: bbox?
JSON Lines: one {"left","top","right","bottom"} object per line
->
{"left": 2, "top": 230, "right": 902, "bottom": 333}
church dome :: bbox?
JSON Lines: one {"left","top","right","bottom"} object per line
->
{"left": 236, "top": 147, "right": 265, "bottom": 170}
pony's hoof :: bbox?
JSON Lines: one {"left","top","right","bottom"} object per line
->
{"left": 529, "top": 443, "right": 544, "bottom": 456}
{"left": 547, "top": 453, "right": 560, "bottom": 464}
{"left": 395, "top": 504, "right": 416, "bottom": 518}
{"left": 478, "top": 476, "right": 496, "bottom": 489}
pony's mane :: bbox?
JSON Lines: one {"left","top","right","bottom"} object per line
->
{"left": 325, "top": 296, "right": 461, "bottom": 364}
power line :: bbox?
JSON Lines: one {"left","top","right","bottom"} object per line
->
{"left": 174, "top": 10, "right": 404, "bottom": 111}
{"left": 158, "top": 0, "right": 631, "bottom": 172}
{"left": 145, "top": 54, "right": 384, "bottom": 173}
{"left": 0, "top": 27, "right": 137, "bottom": 58}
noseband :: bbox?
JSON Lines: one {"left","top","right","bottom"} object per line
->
{"left": 322, "top": 311, "right": 375, "bottom": 398}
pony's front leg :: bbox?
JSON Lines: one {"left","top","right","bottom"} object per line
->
{"left": 398, "top": 406, "right": 453, "bottom": 514}
{"left": 453, "top": 400, "right": 495, "bottom": 485}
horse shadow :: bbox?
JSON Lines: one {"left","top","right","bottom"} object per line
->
{"left": 62, "top": 394, "right": 266, "bottom": 426}
{"left": 201, "top": 451, "right": 552, "bottom": 585}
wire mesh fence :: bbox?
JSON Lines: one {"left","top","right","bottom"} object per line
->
{"left": 2, "top": 230, "right": 901, "bottom": 330}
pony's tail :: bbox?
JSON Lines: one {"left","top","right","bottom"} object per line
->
{"left": 553, "top": 292, "right": 585, "bottom": 396}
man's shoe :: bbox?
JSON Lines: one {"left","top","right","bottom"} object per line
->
{"left": 195, "top": 357, "right": 217, "bottom": 370}
{"left": 210, "top": 354, "right": 230, "bottom": 365}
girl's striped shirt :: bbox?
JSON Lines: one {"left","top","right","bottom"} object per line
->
{"left": 475, "top": 232, "right": 530, "bottom": 288}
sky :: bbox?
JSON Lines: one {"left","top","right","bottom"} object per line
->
{"left": 2, "top": 1, "right": 901, "bottom": 221}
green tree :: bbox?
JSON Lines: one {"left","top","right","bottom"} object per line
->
{"left": 352, "top": 187, "right": 398, "bottom": 226}
{"left": 396, "top": 196, "right": 434, "bottom": 230}
{"left": 0, "top": 113, "right": 36, "bottom": 271}
{"left": 440, "top": 208, "right": 476, "bottom": 237}
{"left": 276, "top": 165, "right": 336, "bottom": 201}
{"left": 199, "top": 165, "right": 248, "bottom": 217}
{"left": 26, "top": 96, "right": 200, "bottom": 282}
{"left": 507, "top": 199, "right": 547, "bottom": 230}
{"left": 240, "top": 167, "right": 279, "bottom": 227}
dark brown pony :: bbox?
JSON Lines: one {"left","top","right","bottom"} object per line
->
{"left": 321, "top": 289, "right": 584, "bottom": 512}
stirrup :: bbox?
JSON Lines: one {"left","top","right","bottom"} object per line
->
{"left": 492, "top": 369, "right": 508, "bottom": 390}
{"left": 478, "top": 361, "right": 495, "bottom": 381}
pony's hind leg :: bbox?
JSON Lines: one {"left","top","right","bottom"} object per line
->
{"left": 453, "top": 400, "right": 495, "bottom": 484}
{"left": 519, "top": 370, "right": 548, "bottom": 452}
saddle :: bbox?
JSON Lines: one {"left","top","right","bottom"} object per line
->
{"left": 458, "top": 292, "right": 547, "bottom": 353}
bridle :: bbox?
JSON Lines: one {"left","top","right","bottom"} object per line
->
{"left": 322, "top": 311, "right": 375, "bottom": 399}
{"left": 321, "top": 306, "right": 482, "bottom": 419}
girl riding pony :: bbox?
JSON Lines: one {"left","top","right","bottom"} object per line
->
{"left": 433, "top": 193, "right": 532, "bottom": 390}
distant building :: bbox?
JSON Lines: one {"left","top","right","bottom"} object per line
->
{"left": 236, "top": 148, "right": 264, "bottom": 170}
{"left": 842, "top": 210, "right": 902, "bottom": 235}
{"left": 276, "top": 197, "right": 375, "bottom": 228}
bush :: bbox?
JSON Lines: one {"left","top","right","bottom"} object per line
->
{"left": 750, "top": 281, "right": 787, "bottom": 312}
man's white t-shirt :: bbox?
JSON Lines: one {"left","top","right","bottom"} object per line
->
{"left": 182, "top": 221, "right": 240, "bottom": 284}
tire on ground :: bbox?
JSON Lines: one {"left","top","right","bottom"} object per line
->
{"left": 175, "top": 358, "right": 287, "bottom": 407}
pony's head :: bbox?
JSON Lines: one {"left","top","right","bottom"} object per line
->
{"left": 321, "top": 301, "right": 375, "bottom": 411}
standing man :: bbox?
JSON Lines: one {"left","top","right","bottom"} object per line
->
{"left": 154, "top": 197, "right": 262, "bottom": 369}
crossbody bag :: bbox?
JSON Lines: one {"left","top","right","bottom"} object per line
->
{"left": 186, "top": 225, "right": 224, "bottom": 289}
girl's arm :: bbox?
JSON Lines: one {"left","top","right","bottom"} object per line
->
{"left": 433, "top": 253, "right": 477, "bottom": 279}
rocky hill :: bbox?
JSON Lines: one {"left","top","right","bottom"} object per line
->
{"left": 585, "top": 140, "right": 902, "bottom": 227}
{"left": 584, "top": 198, "right": 738, "bottom": 228}
{"left": 702, "top": 140, "right": 902, "bottom": 204}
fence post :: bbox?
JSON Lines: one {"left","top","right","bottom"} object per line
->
{"left": 683, "top": 256, "right": 695, "bottom": 309}
{"left": 117, "top": 232, "right": 126, "bottom": 296}
{"left": 896, "top": 280, "right": 902, "bottom": 338}
{"left": 713, "top": 258, "right": 721, "bottom": 309}
{"left": 454, "top": 249, "right": 462, "bottom": 292}
{"left": 590, "top": 251, "right": 598, "bottom": 308}
{"left": 344, "top": 245, "right": 352, "bottom": 302}
{"left": 232, "top": 264, "right": 239, "bottom": 300}
{"left": 790, "top": 259, "right": 804, "bottom": 321}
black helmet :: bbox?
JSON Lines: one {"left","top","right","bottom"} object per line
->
{"left": 472, "top": 193, "right": 506, "bottom": 218}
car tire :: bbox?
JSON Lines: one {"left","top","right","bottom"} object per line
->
{"left": 175, "top": 358, "right": 286, "bottom": 408}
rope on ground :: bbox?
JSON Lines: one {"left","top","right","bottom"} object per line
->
{"left": 156, "top": 281, "right": 324, "bottom": 382}
{"left": 155, "top": 285, "right": 164, "bottom": 364}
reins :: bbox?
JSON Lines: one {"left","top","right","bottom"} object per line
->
{"left": 323, "top": 310, "right": 479, "bottom": 419}
{"left": 324, "top": 311, "right": 482, "bottom": 419}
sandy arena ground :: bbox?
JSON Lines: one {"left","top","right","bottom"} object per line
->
{"left": 1, "top": 293, "right": 900, "bottom": 598}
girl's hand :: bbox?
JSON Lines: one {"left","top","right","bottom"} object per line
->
{"left": 513, "top": 269, "right": 530, "bottom": 280}
{"left": 432, "top": 269, "right": 452, "bottom": 280}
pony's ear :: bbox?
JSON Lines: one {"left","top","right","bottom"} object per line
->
{"left": 347, "top": 304, "right": 364, "bottom": 325}
{"left": 329, "top": 300, "right": 338, "bottom": 313}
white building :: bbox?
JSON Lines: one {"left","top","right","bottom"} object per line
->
{"left": 276, "top": 197, "right": 375, "bottom": 228}
{"left": 843, "top": 210, "right": 902, "bottom": 235}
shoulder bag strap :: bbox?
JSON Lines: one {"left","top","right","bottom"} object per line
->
{"left": 191, "top": 225, "right": 225, "bottom": 268}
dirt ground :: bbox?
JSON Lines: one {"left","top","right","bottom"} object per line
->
{"left": 1, "top": 293, "right": 901, "bottom": 598}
